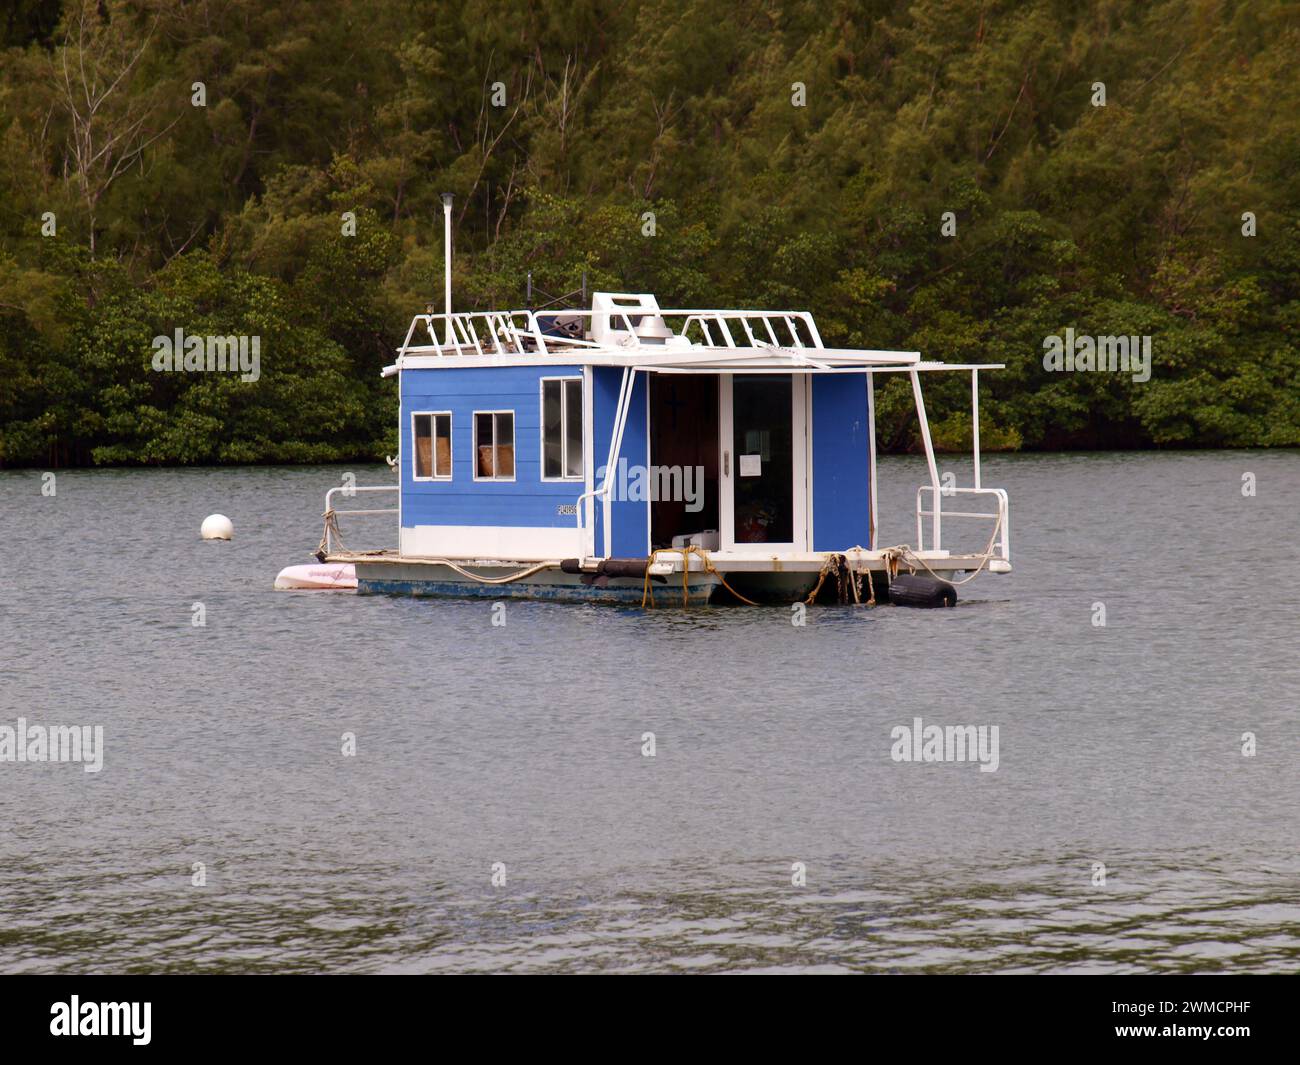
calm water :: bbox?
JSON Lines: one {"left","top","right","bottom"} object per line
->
{"left": 1, "top": 451, "right": 1297, "bottom": 974}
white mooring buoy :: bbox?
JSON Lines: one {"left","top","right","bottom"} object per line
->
{"left": 200, "top": 514, "right": 234, "bottom": 541}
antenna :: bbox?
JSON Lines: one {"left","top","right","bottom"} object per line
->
{"left": 441, "top": 192, "right": 453, "bottom": 345}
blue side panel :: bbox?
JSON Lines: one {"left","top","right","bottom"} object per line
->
{"left": 592, "top": 367, "right": 649, "bottom": 557}
{"left": 811, "top": 374, "right": 871, "bottom": 550}
{"left": 400, "top": 365, "right": 584, "bottom": 528}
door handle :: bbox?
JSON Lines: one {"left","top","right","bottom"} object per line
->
{"left": 723, "top": 450, "right": 729, "bottom": 476}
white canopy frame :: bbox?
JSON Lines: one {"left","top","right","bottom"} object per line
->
{"left": 568, "top": 359, "right": 1007, "bottom": 566}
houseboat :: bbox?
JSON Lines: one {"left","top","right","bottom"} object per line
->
{"left": 311, "top": 290, "right": 1012, "bottom": 605}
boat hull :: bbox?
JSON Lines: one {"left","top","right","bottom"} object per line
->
{"left": 354, "top": 561, "right": 718, "bottom": 604}
{"left": 274, "top": 563, "right": 358, "bottom": 590}
{"left": 339, "top": 550, "right": 1002, "bottom": 605}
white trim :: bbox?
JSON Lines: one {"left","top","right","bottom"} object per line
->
{"left": 602, "top": 368, "right": 636, "bottom": 558}
{"left": 866, "top": 370, "right": 878, "bottom": 551}
{"left": 393, "top": 348, "right": 935, "bottom": 372}
{"left": 565, "top": 377, "right": 583, "bottom": 479}
{"left": 410, "top": 410, "right": 453, "bottom": 481}
{"left": 398, "top": 368, "right": 404, "bottom": 536}
{"left": 538, "top": 375, "right": 584, "bottom": 482}
{"left": 720, "top": 375, "right": 734, "bottom": 547}
{"left": 802, "top": 374, "right": 813, "bottom": 550}
{"left": 647, "top": 374, "right": 655, "bottom": 553}
{"left": 583, "top": 367, "right": 594, "bottom": 556}
{"left": 794, "top": 374, "right": 809, "bottom": 552}
{"left": 720, "top": 373, "right": 807, "bottom": 552}
{"left": 472, "top": 409, "right": 517, "bottom": 482}
{"left": 402, "top": 524, "right": 574, "bottom": 560}
{"left": 909, "top": 370, "right": 941, "bottom": 550}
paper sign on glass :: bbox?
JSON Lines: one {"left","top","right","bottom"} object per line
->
{"left": 739, "top": 454, "right": 762, "bottom": 477}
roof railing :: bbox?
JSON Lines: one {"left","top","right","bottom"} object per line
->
{"left": 670, "top": 310, "right": 822, "bottom": 350}
{"left": 396, "top": 308, "right": 826, "bottom": 359}
{"left": 398, "top": 311, "right": 541, "bottom": 357}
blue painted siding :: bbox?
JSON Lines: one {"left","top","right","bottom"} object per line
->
{"left": 811, "top": 374, "right": 871, "bottom": 550}
{"left": 592, "top": 367, "right": 649, "bottom": 557}
{"left": 400, "top": 364, "right": 867, "bottom": 556}
{"left": 400, "top": 365, "right": 584, "bottom": 528}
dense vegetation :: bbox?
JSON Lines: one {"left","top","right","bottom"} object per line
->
{"left": 1, "top": 0, "right": 1297, "bottom": 466}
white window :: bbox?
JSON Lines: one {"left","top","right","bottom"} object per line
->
{"left": 541, "top": 377, "right": 583, "bottom": 480}
{"left": 412, "top": 412, "right": 452, "bottom": 480}
{"left": 473, "top": 411, "right": 515, "bottom": 480}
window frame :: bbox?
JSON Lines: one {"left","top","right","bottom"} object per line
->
{"left": 472, "top": 409, "right": 516, "bottom": 482}
{"left": 539, "top": 376, "right": 585, "bottom": 482}
{"left": 410, "top": 410, "right": 453, "bottom": 482}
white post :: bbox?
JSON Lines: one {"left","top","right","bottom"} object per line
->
{"left": 866, "top": 371, "right": 878, "bottom": 551}
{"left": 441, "top": 192, "right": 453, "bottom": 346}
{"left": 971, "top": 368, "right": 981, "bottom": 490}
{"left": 602, "top": 368, "right": 633, "bottom": 559}
{"left": 910, "top": 370, "right": 941, "bottom": 552}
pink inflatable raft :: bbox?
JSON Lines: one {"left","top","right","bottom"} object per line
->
{"left": 274, "top": 563, "right": 357, "bottom": 590}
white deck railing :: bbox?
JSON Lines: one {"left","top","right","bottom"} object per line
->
{"left": 915, "top": 486, "right": 1010, "bottom": 561}
{"left": 322, "top": 484, "right": 399, "bottom": 555}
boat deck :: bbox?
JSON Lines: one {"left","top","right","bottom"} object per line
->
{"left": 325, "top": 548, "right": 1008, "bottom": 575}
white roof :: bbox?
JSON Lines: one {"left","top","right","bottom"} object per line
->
{"left": 390, "top": 344, "right": 919, "bottom": 371}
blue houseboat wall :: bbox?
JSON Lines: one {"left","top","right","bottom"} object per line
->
{"left": 591, "top": 366, "right": 650, "bottom": 558}
{"left": 398, "top": 363, "right": 871, "bottom": 562}
{"left": 810, "top": 374, "right": 871, "bottom": 551}
{"left": 400, "top": 364, "right": 591, "bottom": 559}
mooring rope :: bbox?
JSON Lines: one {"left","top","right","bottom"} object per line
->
{"left": 803, "top": 555, "right": 835, "bottom": 605}
{"left": 317, "top": 507, "right": 344, "bottom": 558}
{"left": 837, "top": 551, "right": 879, "bottom": 604}
{"left": 804, "top": 552, "right": 874, "bottom": 606}
{"left": 428, "top": 559, "right": 556, "bottom": 584}
{"left": 693, "top": 546, "right": 761, "bottom": 607}
{"left": 806, "top": 555, "right": 837, "bottom": 604}
{"left": 641, "top": 545, "right": 760, "bottom": 608}
{"left": 640, "top": 549, "right": 665, "bottom": 607}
